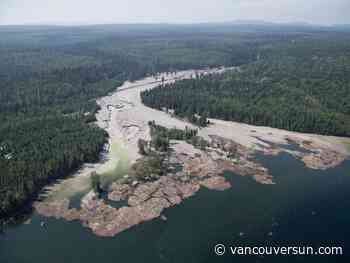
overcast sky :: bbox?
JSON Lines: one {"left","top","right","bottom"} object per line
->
{"left": 0, "top": 0, "right": 349, "bottom": 26}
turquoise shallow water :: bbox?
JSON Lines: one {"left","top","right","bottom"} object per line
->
{"left": 1, "top": 153, "right": 350, "bottom": 263}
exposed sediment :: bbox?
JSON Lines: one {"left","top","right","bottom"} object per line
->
{"left": 34, "top": 67, "right": 350, "bottom": 237}
{"left": 34, "top": 137, "right": 275, "bottom": 237}
{"left": 34, "top": 176, "right": 201, "bottom": 237}
{"left": 285, "top": 136, "right": 347, "bottom": 170}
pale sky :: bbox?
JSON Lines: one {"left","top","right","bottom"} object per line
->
{"left": 0, "top": 0, "right": 349, "bottom": 25}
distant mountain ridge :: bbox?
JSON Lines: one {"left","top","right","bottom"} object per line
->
{"left": 1, "top": 21, "right": 350, "bottom": 31}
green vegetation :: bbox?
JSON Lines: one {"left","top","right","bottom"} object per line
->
{"left": 0, "top": 116, "right": 106, "bottom": 217}
{"left": 91, "top": 172, "right": 102, "bottom": 195}
{"left": 142, "top": 35, "right": 350, "bottom": 137}
{"left": 129, "top": 155, "right": 165, "bottom": 182}
{"left": 132, "top": 121, "right": 208, "bottom": 182}
{"left": 148, "top": 121, "right": 209, "bottom": 151}
{"left": 0, "top": 24, "right": 268, "bottom": 218}
{"left": 1, "top": 24, "right": 350, "bottom": 219}
{"left": 149, "top": 121, "right": 203, "bottom": 149}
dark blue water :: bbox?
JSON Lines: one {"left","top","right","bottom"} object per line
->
{"left": 1, "top": 153, "right": 350, "bottom": 263}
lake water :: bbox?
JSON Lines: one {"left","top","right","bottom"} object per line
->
{"left": 1, "top": 153, "right": 350, "bottom": 263}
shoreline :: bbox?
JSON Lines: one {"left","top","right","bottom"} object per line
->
{"left": 0, "top": 67, "right": 230, "bottom": 226}
{"left": 32, "top": 66, "right": 350, "bottom": 237}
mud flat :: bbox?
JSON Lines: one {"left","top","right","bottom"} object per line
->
{"left": 35, "top": 66, "right": 350, "bottom": 237}
{"left": 34, "top": 137, "right": 272, "bottom": 237}
{"left": 95, "top": 67, "right": 232, "bottom": 163}
{"left": 94, "top": 66, "right": 349, "bottom": 170}
{"left": 200, "top": 119, "right": 349, "bottom": 169}
{"left": 40, "top": 141, "right": 129, "bottom": 201}
{"left": 38, "top": 68, "right": 219, "bottom": 200}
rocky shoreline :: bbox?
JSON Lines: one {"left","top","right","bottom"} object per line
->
{"left": 33, "top": 68, "right": 349, "bottom": 237}
{"left": 34, "top": 130, "right": 348, "bottom": 237}
{"left": 257, "top": 135, "right": 347, "bottom": 170}
{"left": 34, "top": 135, "right": 276, "bottom": 237}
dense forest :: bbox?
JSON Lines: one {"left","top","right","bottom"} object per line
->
{"left": 142, "top": 33, "right": 350, "bottom": 136}
{"left": 0, "top": 24, "right": 282, "bottom": 219}
{"left": 1, "top": 24, "right": 349, "bottom": 220}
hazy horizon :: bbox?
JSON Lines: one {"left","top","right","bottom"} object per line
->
{"left": 1, "top": 0, "right": 349, "bottom": 26}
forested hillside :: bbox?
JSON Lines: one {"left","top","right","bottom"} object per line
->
{"left": 1, "top": 24, "right": 349, "bottom": 220}
{"left": 142, "top": 34, "right": 350, "bottom": 136}
{"left": 0, "top": 24, "right": 287, "bottom": 219}
{"left": 0, "top": 117, "right": 106, "bottom": 214}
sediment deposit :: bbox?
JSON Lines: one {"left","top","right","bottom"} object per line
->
{"left": 35, "top": 67, "right": 350, "bottom": 237}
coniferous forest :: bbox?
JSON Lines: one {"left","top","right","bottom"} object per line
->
{"left": 0, "top": 24, "right": 263, "bottom": 218}
{"left": 1, "top": 24, "right": 350, "bottom": 219}
{"left": 142, "top": 33, "right": 350, "bottom": 136}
